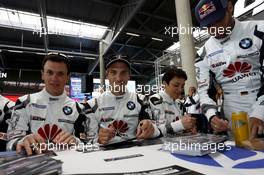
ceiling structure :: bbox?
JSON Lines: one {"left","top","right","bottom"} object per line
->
{"left": 0, "top": 0, "right": 261, "bottom": 84}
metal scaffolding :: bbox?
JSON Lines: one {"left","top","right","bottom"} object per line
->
{"left": 153, "top": 29, "right": 210, "bottom": 88}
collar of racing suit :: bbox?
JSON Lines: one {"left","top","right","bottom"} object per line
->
{"left": 160, "top": 91, "right": 179, "bottom": 105}
{"left": 0, "top": 95, "right": 10, "bottom": 105}
{"left": 41, "top": 88, "right": 67, "bottom": 103}
{"left": 211, "top": 19, "right": 241, "bottom": 45}
{"left": 103, "top": 90, "right": 129, "bottom": 101}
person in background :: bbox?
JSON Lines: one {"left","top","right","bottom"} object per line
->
{"left": 184, "top": 87, "right": 201, "bottom": 115}
{"left": 215, "top": 84, "right": 224, "bottom": 116}
{"left": 0, "top": 95, "right": 15, "bottom": 151}
{"left": 184, "top": 87, "right": 208, "bottom": 133}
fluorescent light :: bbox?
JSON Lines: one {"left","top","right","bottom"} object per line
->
{"left": 0, "top": 7, "right": 108, "bottom": 40}
{"left": 166, "top": 42, "right": 180, "bottom": 51}
{"left": 67, "top": 56, "right": 96, "bottom": 60}
{"left": 47, "top": 16, "right": 108, "bottom": 40}
{"left": 84, "top": 57, "right": 96, "bottom": 60}
{"left": 35, "top": 52, "right": 46, "bottom": 55}
{"left": 0, "top": 7, "right": 41, "bottom": 32}
{"left": 126, "top": 32, "right": 140, "bottom": 37}
{"left": 151, "top": 37, "right": 163, "bottom": 42}
{"left": 7, "top": 50, "right": 23, "bottom": 53}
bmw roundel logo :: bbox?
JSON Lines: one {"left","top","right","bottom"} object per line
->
{"left": 63, "top": 106, "right": 73, "bottom": 115}
{"left": 127, "top": 101, "right": 135, "bottom": 110}
{"left": 239, "top": 38, "right": 253, "bottom": 49}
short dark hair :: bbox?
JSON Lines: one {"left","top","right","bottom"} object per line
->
{"left": 162, "top": 67, "right": 187, "bottom": 85}
{"left": 106, "top": 58, "right": 131, "bottom": 70}
{"left": 42, "top": 53, "right": 70, "bottom": 75}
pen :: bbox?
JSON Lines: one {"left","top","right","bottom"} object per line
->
{"left": 104, "top": 153, "right": 143, "bottom": 162}
{"left": 100, "top": 123, "right": 107, "bottom": 128}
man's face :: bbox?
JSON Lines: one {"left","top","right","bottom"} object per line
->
{"left": 207, "top": 2, "right": 234, "bottom": 39}
{"left": 42, "top": 60, "right": 69, "bottom": 96}
{"left": 164, "top": 77, "right": 185, "bottom": 100}
{"left": 106, "top": 62, "right": 130, "bottom": 95}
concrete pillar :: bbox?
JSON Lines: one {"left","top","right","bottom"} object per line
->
{"left": 175, "top": 0, "right": 197, "bottom": 93}
{"left": 99, "top": 41, "right": 105, "bottom": 90}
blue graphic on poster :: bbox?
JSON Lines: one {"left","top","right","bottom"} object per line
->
{"left": 172, "top": 146, "right": 264, "bottom": 169}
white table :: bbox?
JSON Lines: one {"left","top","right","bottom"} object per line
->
{"left": 53, "top": 142, "right": 264, "bottom": 175}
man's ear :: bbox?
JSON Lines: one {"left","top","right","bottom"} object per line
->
{"left": 41, "top": 70, "right": 44, "bottom": 81}
{"left": 227, "top": 1, "right": 234, "bottom": 15}
{"left": 105, "top": 70, "right": 109, "bottom": 79}
{"left": 67, "top": 75, "right": 70, "bottom": 82}
{"left": 163, "top": 81, "right": 168, "bottom": 87}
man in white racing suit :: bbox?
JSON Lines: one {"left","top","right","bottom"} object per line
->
{"left": 0, "top": 95, "right": 15, "bottom": 125}
{"left": 184, "top": 87, "right": 201, "bottom": 115}
{"left": 0, "top": 95, "right": 15, "bottom": 151}
{"left": 149, "top": 68, "right": 196, "bottom": 136}
{"left": 86, "top": 57, "right": 161, "bottom": 145}
{"left": 7, "top": 53, "right": 89, "bottom": 155}
{"left": 194, "top": 0, "right": 264, "bottom": 137}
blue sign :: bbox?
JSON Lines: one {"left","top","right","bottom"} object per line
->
{"left": 172, "top": 146, "right": 264, "bottom": 169}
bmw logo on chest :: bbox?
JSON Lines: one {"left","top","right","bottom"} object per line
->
{"left": 63, "top": 106, "right": 73, "bottom": 115}
{"left": 127, "top": 101, "right": 135, "bottom": 110}
{"left": 239, "top": 38, "right": 252, "bottom": 49}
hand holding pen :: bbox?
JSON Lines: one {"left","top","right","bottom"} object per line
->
{"left": 181, "top": 113, "right": 196, "bottom": 130}
{"left": 210, "top": 115, "right": 229, "bottom": 133}
{"left": 136, "top": 119, "right": 154, "bottom": 139}
{"left": 98, "top": 124, "right": 115, "bottom": 145}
